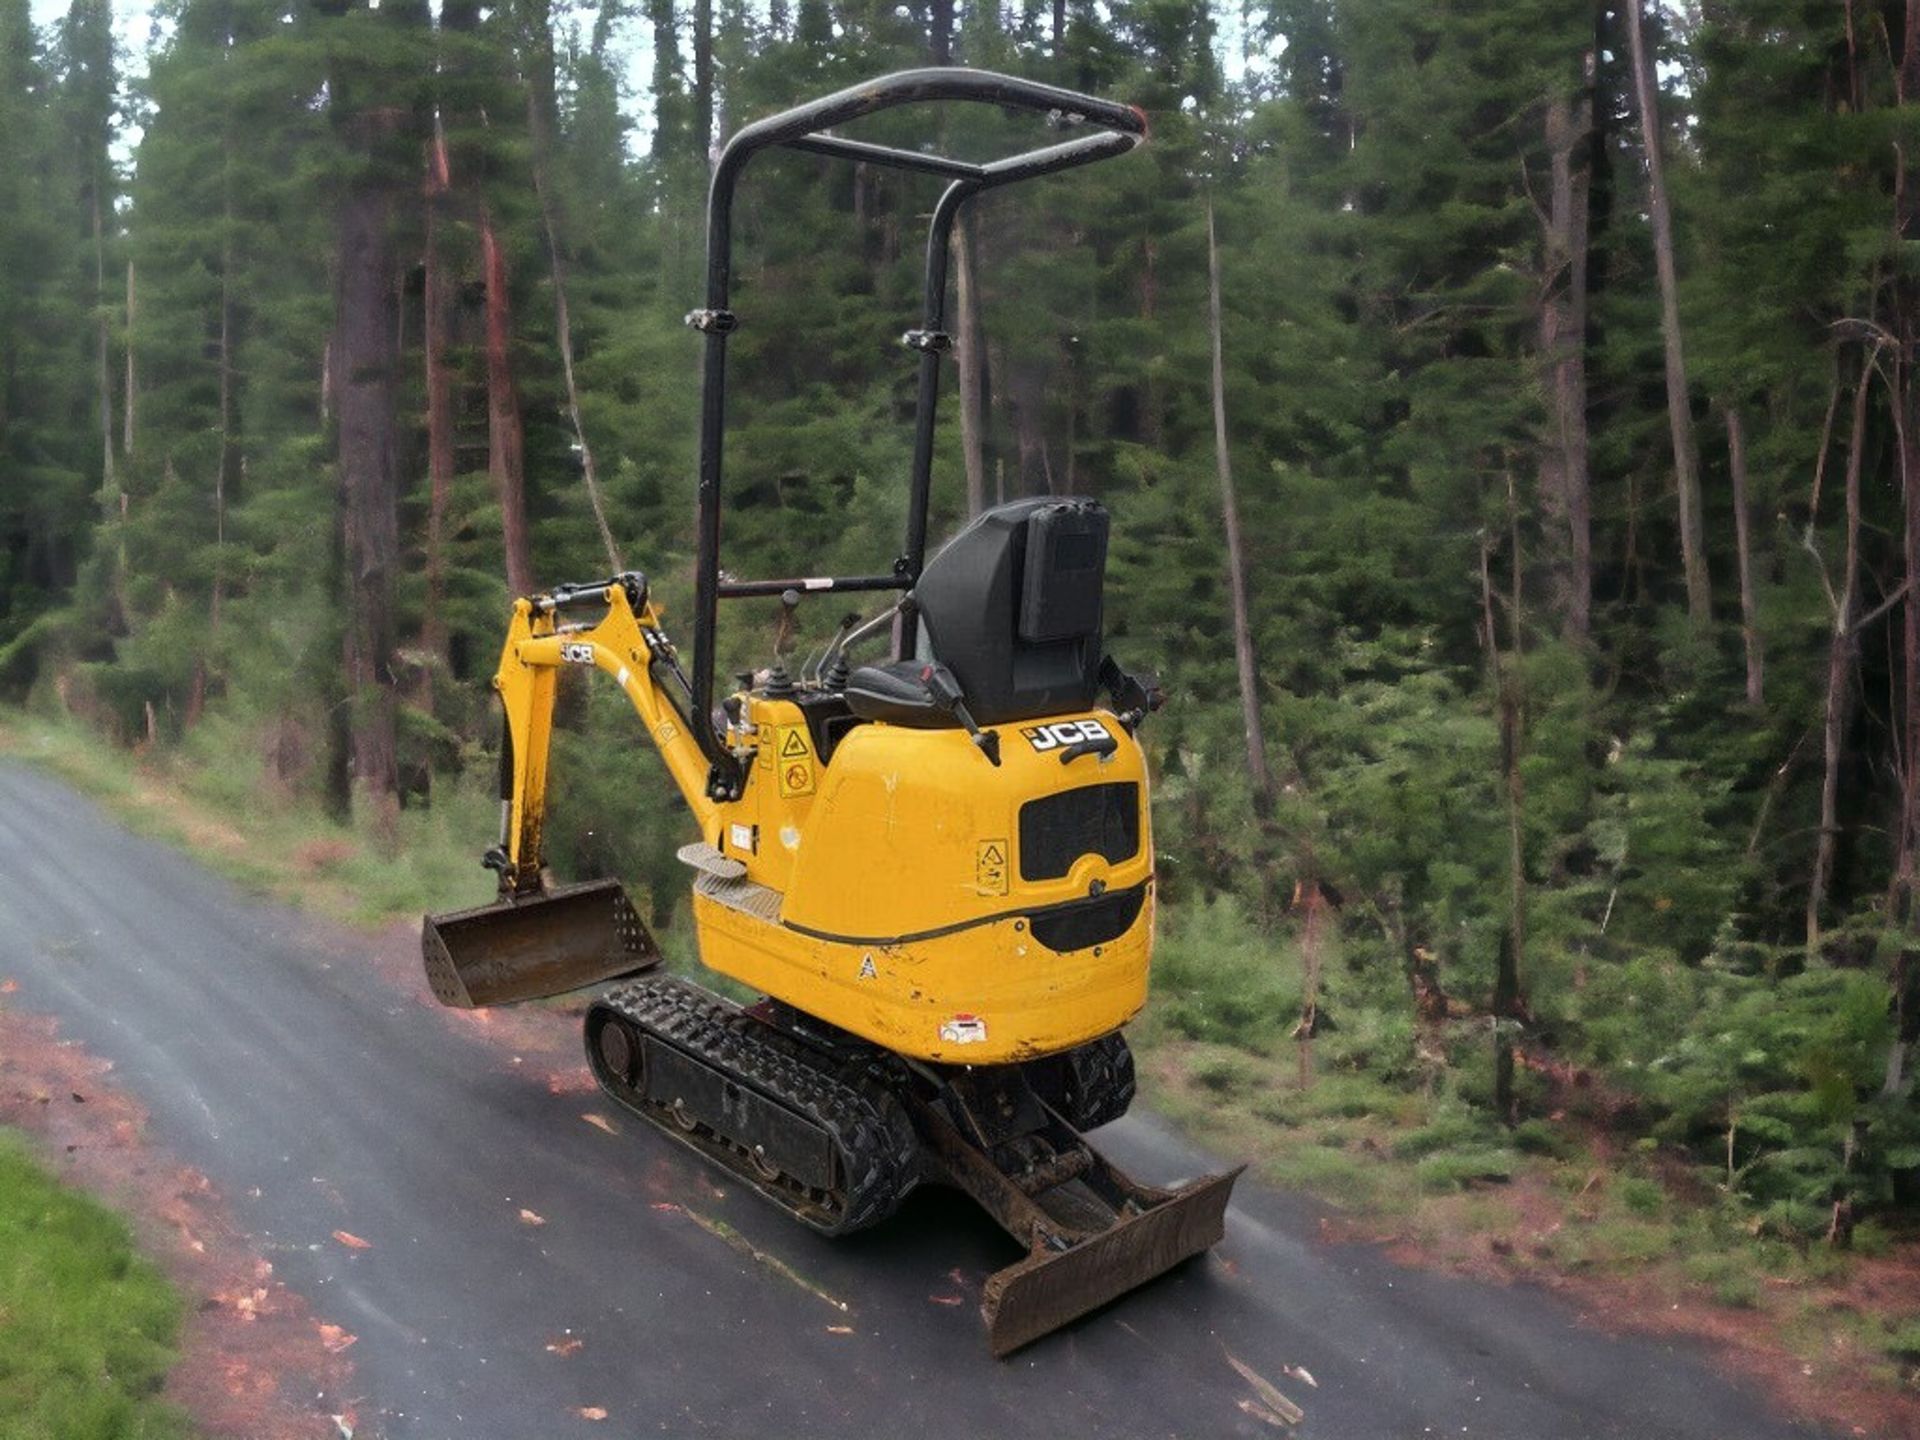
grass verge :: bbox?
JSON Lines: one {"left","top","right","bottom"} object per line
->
{"left": 0, "top": 1131, "right": 193, "bottom": 1440}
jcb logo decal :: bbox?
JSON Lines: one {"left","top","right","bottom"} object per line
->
{"left": 1021, "top": 718, "right": 1111, "bottom": 753}
{"left": 560, "top": 643, "right": 595, "bottom": 665}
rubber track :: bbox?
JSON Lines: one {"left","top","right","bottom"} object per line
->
{"left": 588, "top": 975, "right": 918, "bottom": 1236}
{"left": 1030, "top": 1033, "right": 1136, "bottom": 1132}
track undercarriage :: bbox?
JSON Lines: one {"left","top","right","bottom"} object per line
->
{"left": 580, "top": 973, "right": 1240, "bottom": 1355}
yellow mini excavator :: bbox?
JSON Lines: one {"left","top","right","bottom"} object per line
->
{"left": 421, "top": 67, "right": 1241, "bottom": 1355}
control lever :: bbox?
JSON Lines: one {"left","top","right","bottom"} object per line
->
{"left": 922, "top": 663, "right": 1001, "bottom": 766}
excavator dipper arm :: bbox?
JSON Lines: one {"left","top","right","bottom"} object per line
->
{"left": 422, "top": 575, "right": 718, "bottom": 1010}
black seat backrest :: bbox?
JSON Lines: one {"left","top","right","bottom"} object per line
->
{"left": 913, "top": 496, "right": 1109, "bottom": 726}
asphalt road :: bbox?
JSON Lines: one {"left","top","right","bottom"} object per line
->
{"left": 0, "top": 760, "right": 1827, "bottom": 1439}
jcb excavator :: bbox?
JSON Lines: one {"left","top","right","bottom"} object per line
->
{"left": 421, "top": 68, "right": 1241, "bottom": 1355}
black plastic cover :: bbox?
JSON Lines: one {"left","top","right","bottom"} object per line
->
{"left": 1020, "top": 503, "right": 1108, "bottom": 642}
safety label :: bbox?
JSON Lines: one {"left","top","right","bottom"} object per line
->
{"left": 976, "top": 839, "right": 1009, "bottom": 896}
{"left": 940, "top": 1014, "right": 988, "bottom": 1046}
{"left": 776, "top": 726, "right": 815, "bottom": 798}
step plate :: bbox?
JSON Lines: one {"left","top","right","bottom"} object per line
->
{"left": 982, "top": 1166, "right": 1243, "bottom": 1357}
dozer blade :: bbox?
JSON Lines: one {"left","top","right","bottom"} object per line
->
{"left": 983, "top": 1167, "right": 1242, "bottom": 1357}
{"left": 421, "top": 878, "right": 659, "bottom": 1008}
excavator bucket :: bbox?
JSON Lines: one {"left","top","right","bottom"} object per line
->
{"left": 983, "top": 1167, "right": 1242, "bottom": 1356}
{"left": 421, "top": 879, "right": 660, "bottom": 1009}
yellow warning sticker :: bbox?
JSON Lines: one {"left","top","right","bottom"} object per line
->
{"left": 777, "top": 726, "right": 815, "bottom": 798}
{"left": 976, "top": 839, "right": 1009, "bottom": 897}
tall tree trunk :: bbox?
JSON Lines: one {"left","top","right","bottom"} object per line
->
{"left": 525, "top": 40, "right": 622, "bottom": 574}
{"left": 647, "top": 0, "right": 681, "bottom": 163}
{"left": 1626, "top": 0, "right": 1710, "bottom": 630}
{"left": 1809, "top": 352, "right": 1875, "bottom": 957}
{"left": 1884, "top": 2, "right": 1920, "bottom": 1093}
{"left": 954, "top": 212, "right": 989, "bottom": 516}
{"left": 482, "top": 218, "right": 535, "bottom": 599}
{"left": 92, "top": 172, "right": 113, "bottom": 492}
{"left": 928, "top": 0, "right": 952, "bottom": 64}
{"left": 1536, "top": 69, "right": 1593, "bottom": 641}
{"left": 1207, "top": 200, "right": 1275, "bottom": 815}
{"left": 692, "top": 0, "right": 713, "bottom": 166}
{"left": 1139, "top": 231, "right": 1163, "bottom": 449}
{"left": 122, "top": 258, "right": 135, "bottom": 457}
{"left": 1726, "top": 407, "right": 1764, "bottom": 705}
{"left": 92, "top": 181, "right": 123, "bottom": 626}
{"left": 422, "top": 125, "right": 455, "bottom": 668}
{"left": 335, "top": 144, "right": 403, "bottom": 838}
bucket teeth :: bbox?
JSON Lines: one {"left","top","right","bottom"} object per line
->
{"left": 421, "top": 878, "right": 658, "bottom": 1008}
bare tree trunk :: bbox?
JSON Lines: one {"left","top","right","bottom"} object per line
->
{"left": 93, "top": 187, "right": 114, "bottom": 493}
{"left": 1536, "top": 70, "right": 1593, "bottom": 641}
{"left": 523, "top": 49, "right": 623, "bottom": 575}
{"left": 1140, "top": 232, "right": 1163, "bottom": 449}
{"left": 423, "top": 125, "right": 455, "bottom": 671}
{"left": 1492, "top": 470, "right": 1528, "bottom": 1123}
{"left": 1881, "top": 6, "right": 1920, "bottom": 1091}
{"left": 692, "top": 0, "right": 713, "bottom": 165}
{"left": 1008, "top": 377, "right": 1048, "bottom": 493}
{"left": 122, "top": 259, "right": 135, "bottom": 457}
{"left": 1809, "top": 352, "right": 1875, "bottom": 957}
{"left": 330, "top": 66, "right": 406, "bottom": 839}
{"left": 929, "top": 0, "right": 953, "bottom": 64}
{"left": 1627, "top": 0, "right": 1710, "bottom": 630}
{"left": 482, "top": 217, "right": 535, "bottom": 599}
{"left": 1887, "top": 0, "right": 1920, "bottom": 940}
{"left": 955, "top": 213, "right": 989, "bottom": 516}
{"left": 1207, "top": 201, "right": 1276, "bottom": 814}
{"left": 1726, "top": 407, "right": 1764, "bottom": 705}
{"left": 91, "top": 183, "right": 124, "bottom": 627}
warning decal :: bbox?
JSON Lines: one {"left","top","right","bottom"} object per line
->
{"left": 776, "top": 726, "right": 815, "bottom": 798}
{"left": 976, "top": 839, "right": 1009, "bottom": 897}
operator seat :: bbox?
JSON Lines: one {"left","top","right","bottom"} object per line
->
{"left": 845, "top": 496, "right": 1109, "bottom": 727}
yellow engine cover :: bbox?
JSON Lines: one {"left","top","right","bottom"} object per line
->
{"left": 693, "top": 707, "right": 1154, "bottom": 1064}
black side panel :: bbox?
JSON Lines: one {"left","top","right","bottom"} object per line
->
{"left": 1018, "top": 782, "right": 1140, "bottom": 881}
{"left": 1029, "top": 886, "right": 1146, "bottom": 952}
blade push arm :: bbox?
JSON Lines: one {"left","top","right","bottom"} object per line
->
{"left": 490, "top": 574, "right": 722, "bottom": 895}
